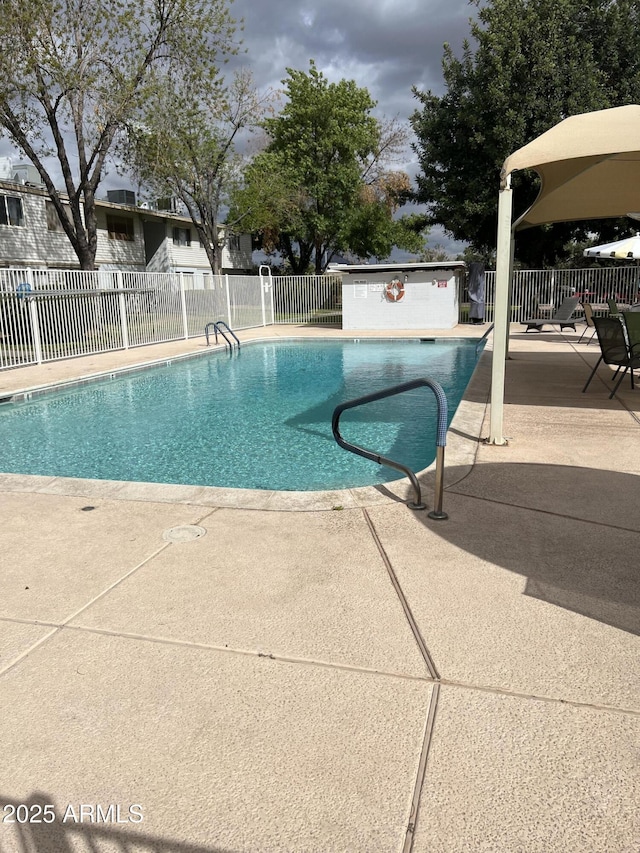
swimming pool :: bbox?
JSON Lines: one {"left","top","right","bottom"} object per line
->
{"left": 0, "top": 338, "right": 482, "bottom": 491}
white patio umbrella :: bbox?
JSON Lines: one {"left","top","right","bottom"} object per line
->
{"left": 583, "top": 233, "right": 640, "bottom": 259}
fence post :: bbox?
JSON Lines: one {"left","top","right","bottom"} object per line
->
{"left": 179, "top": 272, "right": 189, "bottom": 339}
{"left": 259, "top": 272, "right": 267, "bottom": 326}
{"left": 225, "top": 274, "right": 232, "bottom": 326}
{"left": 258, "top": 265, "right": 272, "bottom": 325}
{"left": 269, "top": 272, "right": 275, "bottom": 324}
{"left": 116, "top": 271, "right": 130, "bottom": 350}
{"left": 25, "top": 268, "right": 43, "bottom": 364}
{"left": 265, "top": 268, "right": 275, "bottom": 324}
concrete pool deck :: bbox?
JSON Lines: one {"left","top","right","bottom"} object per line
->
{"left": 0, "top": 324, "right": 638, "bottom": 852}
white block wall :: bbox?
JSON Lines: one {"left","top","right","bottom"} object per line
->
{"left": 342, "top": 269, "right": 460, "bottom": 330}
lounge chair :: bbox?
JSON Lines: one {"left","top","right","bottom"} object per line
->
{"left": 577, "top": 301, "right": 597, "bottom": 344}
{"left": 582, "top": 316, "right": 640, "bottom": 398}
{"left": 521, "top": 296, "right": 580, "bottom": 332}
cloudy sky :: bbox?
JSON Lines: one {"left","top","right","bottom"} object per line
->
{"left": 2, "top": 0, "right": 479, "bottom": 258}
{"left": 229, "top": 0, "right": 473, "bottom": 119}
{"left": 226, "top": 0, "right": 477, "bottom": 257}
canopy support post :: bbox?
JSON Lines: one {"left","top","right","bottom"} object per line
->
{"left": 489, "top": 175, "right": 513, "bottom": 445}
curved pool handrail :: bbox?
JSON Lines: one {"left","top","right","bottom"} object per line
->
{"left": 214, "top": 320, "right": 240, "bottom": 349}
{"left": 204, "top": 320, "right": 240, "bottom": 350}
{"left": 475, "top": 323, "right": 494, "bottom": 356}
{"left": 331, "top": 377, "right": 448, "bottom": 518}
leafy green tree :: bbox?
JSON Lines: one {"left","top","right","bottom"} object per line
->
{"left": 231, "top": 62, "right": 427, "bottom": 273}
{"left": 418, "top": 244, "right": 455, "bottom": 263}
{"left": 411, "top": 0, "right": 640, "bottom": 267}
{"left": 126, "top": 69, "right": 269, "bottom": 275}
{"left": 0, "top": 0, "right": 237, "bottom": 270}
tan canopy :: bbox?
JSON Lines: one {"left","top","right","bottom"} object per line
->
{"left": 503, "top": 104, "right": 640, "bottom": 229}
{"left": 489, "top": 105, "right": 640, "bottom": 444}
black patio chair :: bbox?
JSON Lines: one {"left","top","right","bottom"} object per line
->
{"left": 582, "top": 316, "right": 640, "bottom": 399}
{"left": 623, "top": 310, "right": 640, "bottom": 352}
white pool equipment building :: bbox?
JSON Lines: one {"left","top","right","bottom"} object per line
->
{"left": 331, "top": 261, "right": 466, "bottom": 330}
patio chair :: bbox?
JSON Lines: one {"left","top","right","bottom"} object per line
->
{"left": 607, "top": 298, "right": 620, "bottom": 316}
{"left": 577, "top": 301, "right": 597, "bottom": 344}
{"left": 582, "top": 316, "right": 640, "bottom": 399}
{"left": 623, "top": 310, "right": 640, "bottom": 352}
{"left": 521, "top": 295, "right": 580, "bottom": 332}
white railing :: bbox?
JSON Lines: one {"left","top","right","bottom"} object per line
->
{"left": 0, "top": 268, "right": 339, "bottom": 370}
{"left": 272, "top": 274, "right": 342, "bottom": 325}
{"left": 0, "top": 269, "right": 274, "bottom": 369}
{"left": 2, "top": 265, "right": 638, "bottom": 370}
{"left": 475, "top": 266, "right": 639, "bottom": 323}
{"left": 229, "top": 274, "right": 271, "bottom": 329}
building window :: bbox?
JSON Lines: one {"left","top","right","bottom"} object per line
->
{"left": 106, "top": 215, "right": 135, "bottom": 241}
{"left": 173, "top": 227, "right": 191, "bottom": 247}
{"left": 0, "top": 196, "right": 24, "bottom": 227}
{"left": 46, "top": 200, "right": 69, "bottom": 232}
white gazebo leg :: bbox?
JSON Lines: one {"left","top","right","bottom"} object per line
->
{"left": 489, "top": 177, "right": 513, "bottom": 445}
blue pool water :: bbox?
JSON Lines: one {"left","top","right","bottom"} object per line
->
{"left": 0, "top": 339, "right": 482, "bottom": 491}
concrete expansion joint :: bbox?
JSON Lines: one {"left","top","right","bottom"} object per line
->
{"left": 193, "top": 506, "right": 221, "bottom": 523}
{"left": 59, "top": 542, "right": 173, "bottom": 626}
{"left": 0, "top": 535, "right": 183, "bottom": 677}
{"left": 0, "top": 618, "right": 438, "bottom": 685}
{"left": 622, "top": 401, "right": 640, "bottom": 426}
{"left": 402, "top": 682, "right": 441, "bottom": 853}
{"left": 0, "top": 625, "right": 62, "bottom": 679}
{"left": 362, "top": 508, "right": 440, "bottom": 682}
{"left": 439, "top": 677, "right": 640, "bottom": 718}
{"left": 447, "top": 489, "right": 640, "bottom": 534}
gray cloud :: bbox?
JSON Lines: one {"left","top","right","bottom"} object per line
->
{"left": 229, "top": 0, "right": 474, "bottom": 120}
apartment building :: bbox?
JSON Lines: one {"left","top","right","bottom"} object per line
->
{"left": 0, "top": 171, "right": 252, "bottom": 279}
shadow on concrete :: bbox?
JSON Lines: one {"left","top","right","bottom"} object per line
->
{"left": 418, "top": 462, "right": 640, "bottom": 636}
{"left": 0, "top": 792, "right": 232, "bottom": 853}
{"left": 463, "top": 348, "right": 640, "bottom": 413}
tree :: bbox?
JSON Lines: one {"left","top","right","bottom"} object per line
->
{"left": 230, "top": 62, "right": 427, "bottom": 273}
{"left": 418, "top": 244, "right": 454, "bottom": 263}
{"left": 0, "top": 0, "right": 237, "bottom": 270}
{"left": 126, "top": 69, "right": 269, "bottom": 275}
{"left": 410, "top": 0, "right": 640, "bottom": 267}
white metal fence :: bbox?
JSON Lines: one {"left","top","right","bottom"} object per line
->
{"left": 0, "top": 268, "right": 343, "bottom": 370}
{"left": 1, "top": 265, "right": 638, "bottom": 370}
{"left": 272, "top": 274, "right": 342, "bottom": 325}
{"left": 477, "top": 266, "right": 639, "bottom": 323}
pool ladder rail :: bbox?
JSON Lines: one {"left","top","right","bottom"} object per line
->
{"left": 205, "top": 321, "right": 240, "bottom": 351}
{"left": 332, "top": 377, "right": 449, "bottom": 518}
{"left": 475, "top": 323, "right": 494, "bottom": 357}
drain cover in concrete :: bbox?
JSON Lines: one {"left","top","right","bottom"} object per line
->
{"left": 162, "top": 525, "right": 207, "bottom": 542}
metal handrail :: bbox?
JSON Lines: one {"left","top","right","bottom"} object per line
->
{"left": 475, "top": 323, "right": 494, "bottom": 356}
{"left": 204, "top": 320, "right": 240, "bottom": 350}
{"left": 213, "top": 320, "right": 240, "bottom": 349}
{"left": 332, "top": 378, "right": 449, "bottom": 518}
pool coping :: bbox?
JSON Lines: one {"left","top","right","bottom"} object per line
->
{"left": 0, "top": 334, "right": 491, "bottom": 512}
